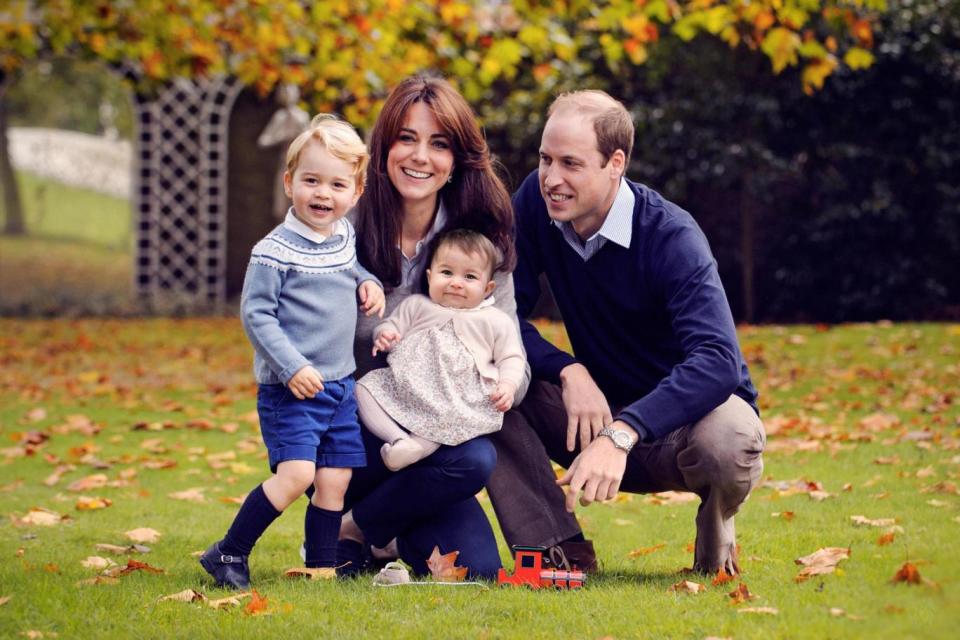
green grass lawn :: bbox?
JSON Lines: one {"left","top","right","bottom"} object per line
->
{"left": 0, "top": 320, "right": 958, "bottom": 639}
{"left": 1, "top": 172, "right": 134, "bottom": 315}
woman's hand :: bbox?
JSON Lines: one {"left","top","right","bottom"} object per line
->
{"left": 372, "top": 329, "right": 402, "bottom": 356}
{"left": 358, "top": 281, "right": 386, "bottom": 318}
{"left": 490, "top": 381, "right": 517, "bottom": 412}
{"left": 288, "top": 365, "right": 324, "bottom": 399}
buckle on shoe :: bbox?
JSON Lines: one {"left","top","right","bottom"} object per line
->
{"left": 220, "top": 554, "right": 238, "bottom": 563}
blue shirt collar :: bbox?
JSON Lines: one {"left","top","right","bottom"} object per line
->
{"left": 551, "top": 178, "right": 634, "bottom": 249}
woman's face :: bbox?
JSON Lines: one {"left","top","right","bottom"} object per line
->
{"left": 386, "top": 101, "right": 455, "bottom": 212}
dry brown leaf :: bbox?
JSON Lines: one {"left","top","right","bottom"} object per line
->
{"left": 738, "top": 607, "right": 779, "bottom": 615}
{"left": 168, "top": 488, "right": 206, "bottom": 502}
{"left": 712, "top": 567, "right": 735, "bottom": 586}
{"left": 104, "top": 558, "right": 164, "bottom": 577}
{"left": 159, "top": 589, "right": 207, "bottom": 603}
{"left": 95, "top": 543, "right": 150, "bottom": 555}
{"left": 75, "top": 496, "right": 112, "bottom": 511}
{"left": 808, "top": 490, "right": 834, "bottom": 501}
{"left": 15, "top": 508, "right": 67, "bottom": 527}
{"left": 877, "top": 532, "right": 897, "bottom": 546}
{"left": 795, "top": 547, "right": 850, "bottom": 582}
{"left": 25, "top": 407, "right": 48, "bottom": 422}
{"left": 141, "top": 458, "right": 177, "bottom": 470}
{"left": 66, "top": 474, "right": 108, "bottom": 492}
{"left": 80, "top": 556, "right": 116, "bottom": 570}
{"left": 628, "top": 543, "right": 666, "bottom": 558}
{"left": 771, "top": 511, "right": 795, "bottom": 521}
{"left": 0, "top": 595, "right": 11, "bottom": 606}
{"left": 20, "top": 631, "right": 58, "bottom": 639}
{"left": 426, "top": 546, "right": 468, "bottom": 582}
{"left": 208, "top": 592, "right": 251, "bottom": 609}
{"left": 218, "top": 494, "right": 247, "bottom": 505}
{"left": 125, "top": 527, "right": 161, "bottom": 543}
{"left": 728, "top": 582, "right": 756, "bottom": 604}
{"left": 891, "top": 562, "right": 922, "bottom": 585}
{"left": 850, "top": 515, "right": 896, "bottom": 527}
{"left": 829, "top": 607, "right": 863, "bottom": 620}
{"left": 244, "top": 590, "right": 269, "bottom": 616}
{"left": 283, "top": 567, "right": 336, "bottom": 580}
{"left": 613, "top": 518, "right": 634, "bottom": 526}
{"left": 668, "top": 580, "right": 706, "bottom": 593}
{"left": 42, "top": 465, "right": 74, "bottom": 487}
{"left": 645, "top": 491, "right": 697, "bottom": 506}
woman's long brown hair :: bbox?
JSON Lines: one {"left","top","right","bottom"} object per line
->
{"left": 354, "top": 74, "right": 516, "bottom": 290}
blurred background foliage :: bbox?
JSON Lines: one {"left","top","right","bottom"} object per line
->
{"left": 1, "top": 0, "right": 957, "bottom": 321}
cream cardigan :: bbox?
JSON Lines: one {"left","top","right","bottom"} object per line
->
{"left": 373, "top": 294, "right": 526, "bottom": 389}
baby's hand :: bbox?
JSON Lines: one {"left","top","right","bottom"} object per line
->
{"left": 372, "top": 329, "right": 401, "bottom": 356}
{"left": 288, "top": 365, "right": 324, "bottom": 399}
{"left": 358, "top": 281, "right": 385, "bottom": 318}
{"left": 491, "top": 381, "right": 517, "bottom": 412}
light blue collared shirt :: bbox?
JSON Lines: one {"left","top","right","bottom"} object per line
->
{"left": 551, "top": 178, "right": 635, "bottom": 261}
{"left": 399, "top": 202, "right": 448, "bottom": 287}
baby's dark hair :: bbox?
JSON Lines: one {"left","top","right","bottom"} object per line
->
{"left": 427, "top": 228, "right": 501, "bottom": 279}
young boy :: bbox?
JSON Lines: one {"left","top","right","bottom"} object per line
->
{"left": 200, "top": 114, "right": 384, "bottom": 589}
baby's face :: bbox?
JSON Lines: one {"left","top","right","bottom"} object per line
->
{"left": 426, "top": 245, "right": 495, "bottom": 309}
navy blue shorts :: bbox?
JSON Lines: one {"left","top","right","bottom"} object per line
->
{"left": 257, "top": 376, "right": 366, "bottom": 472}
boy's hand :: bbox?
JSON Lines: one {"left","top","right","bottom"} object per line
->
{"left": 372, "top": 329, "right": 401, "bottom": 356}
{"left": 358, "top": 281, "right": 385, "bottom": 318}
{"left": 490, "top": 381, "right": 517, "bottom": 412}
{"left": 288, "top": 365, "right": 324, "bottom": 399}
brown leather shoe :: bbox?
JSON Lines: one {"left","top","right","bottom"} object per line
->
{"left": 542, "top": 539, "right": 598, "bottom": 574}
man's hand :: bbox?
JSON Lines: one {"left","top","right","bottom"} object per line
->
{"left": 288, "top": 365, "right": 324, "bottom": 399}
{"left": 372, "top": 329, "right": 401, "bottom": 356}
{"left": 490, "top": 380, "right": 517, "bottom": 412}
{"left": 559, "top": 363, "right": 613, "bottom": 452}
{"left": 556, "top": 420, "right": 635, "bottom": 511}
{"left": 358, "top": 281, "right": 385, "bottom": 318}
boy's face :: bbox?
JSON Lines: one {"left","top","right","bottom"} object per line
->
{"left": 426, "top": 245, "right": 495, "bottom": 310}
{"left": 284, "top": 140, "right": 361, "bottom": 236}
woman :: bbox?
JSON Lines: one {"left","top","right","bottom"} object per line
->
{"left": 338, "top": 74, "right": 528, "bottom": 579}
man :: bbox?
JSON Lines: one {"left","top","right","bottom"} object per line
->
{"left": 487, "top": 91, "right": 765, "bottom": 576}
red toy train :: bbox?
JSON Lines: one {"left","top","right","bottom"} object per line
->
{"left": 497, "top": 546, "right": 586, "bottom": 590}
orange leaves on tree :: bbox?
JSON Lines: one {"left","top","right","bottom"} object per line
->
{"left": 426, "top": 546, "right": 468, "bottom": 583}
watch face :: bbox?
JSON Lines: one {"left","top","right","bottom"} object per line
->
{"left": 613, "top": 431, "right": 631, "bottom": 447}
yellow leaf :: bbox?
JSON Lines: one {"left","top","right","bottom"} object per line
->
{"left": 761, "top": 27, "right": 801, "bottom": 74}
{"left": 844, "top": 47, "right": 875, "bottom": 70}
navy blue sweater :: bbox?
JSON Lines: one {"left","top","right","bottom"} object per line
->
{"left": 513, "top": 171, "right": 758, "bottom": 441}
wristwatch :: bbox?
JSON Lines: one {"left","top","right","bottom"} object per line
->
{"left": 598, "top": 426, "right": 636, "bottom": 453}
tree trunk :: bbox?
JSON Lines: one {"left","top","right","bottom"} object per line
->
{"left": 0, "top": 78, "right": 26, "bottom": 235}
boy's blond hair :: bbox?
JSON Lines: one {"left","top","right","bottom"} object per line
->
{"left": 285, "top": 114, "right": 370, "bottom": 190}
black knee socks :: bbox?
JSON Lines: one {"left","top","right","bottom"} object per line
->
{"left": 221, "top": 484, "right": 281, "bottom": 557}
{"left": 304, "top": 503, "right": 342, "bottom": 568}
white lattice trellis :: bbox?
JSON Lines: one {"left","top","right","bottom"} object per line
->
{"left": 134, "top": 76, "right": 243, "bottom": 307}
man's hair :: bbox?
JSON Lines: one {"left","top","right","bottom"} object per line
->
{"left": 548, "top": 90, "right": 634, "bottom": 167}
{"left": 285, "top": 114, "right": 370, "bottom": 189}
{"left": 428, "top": 228, "right": 501, "bottom": 279}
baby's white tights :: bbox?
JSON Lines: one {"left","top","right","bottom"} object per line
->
{"left": 355, "top": 383, "right": 440, "bottom": 471}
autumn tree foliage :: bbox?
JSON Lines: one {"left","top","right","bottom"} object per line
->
{"left": 0, "top": 0, "right": 885, "bottom": 129}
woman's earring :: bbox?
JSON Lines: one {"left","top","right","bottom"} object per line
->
{"left": 447, "top": 172, "right": 454, "bottom": 184}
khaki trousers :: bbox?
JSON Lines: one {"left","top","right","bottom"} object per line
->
{"left": 487, "top": 380, "right": 766, "bottom": 573}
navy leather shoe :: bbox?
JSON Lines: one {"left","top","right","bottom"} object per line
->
{"left": 199, "top": 541, "right": 250, "bottom": 589}
{"left": 335, "top": 539, "right": 373, "bottom": 578}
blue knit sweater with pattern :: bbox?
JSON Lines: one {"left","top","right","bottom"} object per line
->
{"left": 241, "top": 219, "right": 379, "bottom": 385}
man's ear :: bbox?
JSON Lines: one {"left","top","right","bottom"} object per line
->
{"left": 609, "top": 149, "right": 626, "bottom": 180}
{"left": 484, "top": 279, "right": 497, "bottom": 297}
{"left": 283, "top": 171, "right": 293, "bottom": 198}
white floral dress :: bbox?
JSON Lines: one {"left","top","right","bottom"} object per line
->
{"left": 358, "top": 320, "right": 502, "bottom": 446}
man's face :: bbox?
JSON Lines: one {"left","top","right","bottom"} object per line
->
{"left": 538, "top": 110, "right": 624, "bottom": 239}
